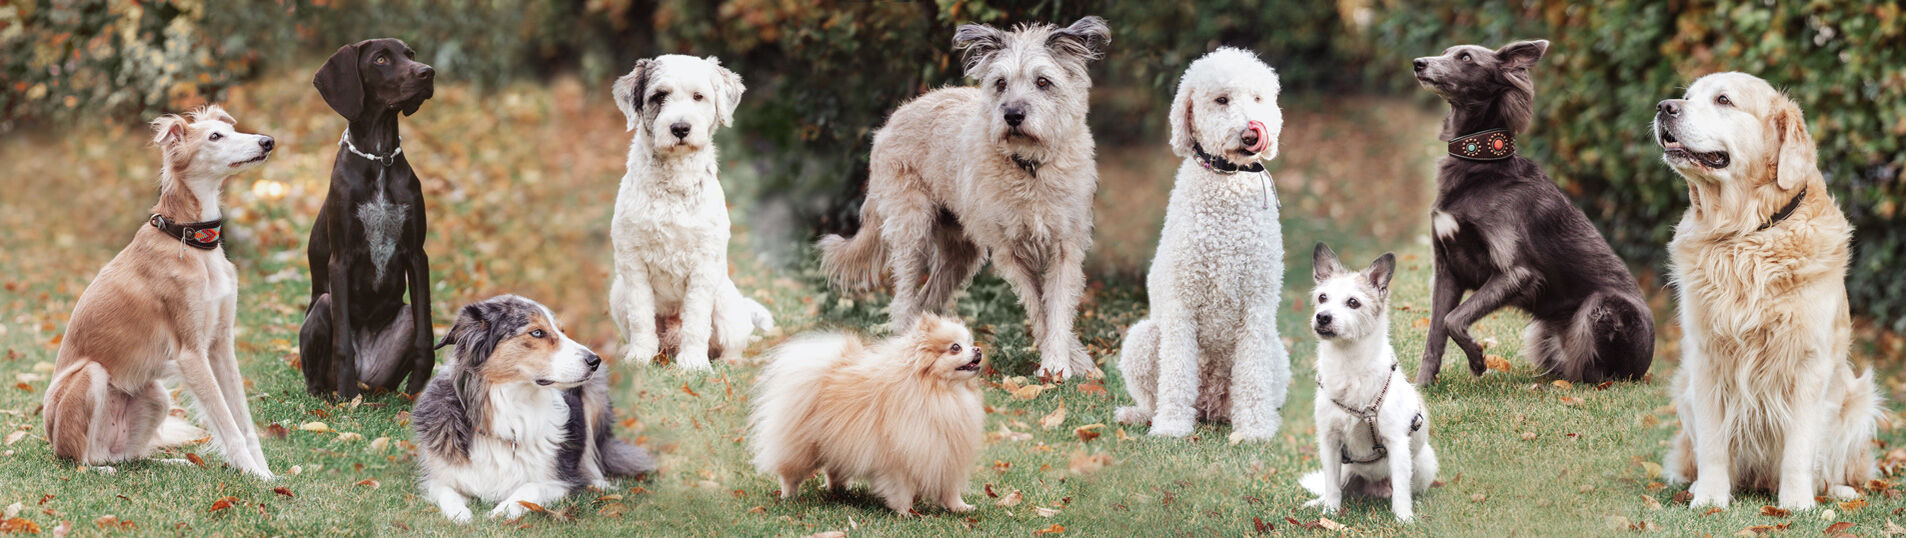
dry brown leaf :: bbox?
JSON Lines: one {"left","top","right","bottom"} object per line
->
{"left": 1484, "top": 355, "right": 1511, "bottom": 372}
{"left": 1559, "top": 396, "right": 1585, "bottom": 406}
{"left": 1826, "top": 521, "right": 1854, "bottom": 534}
{"left": 14, "top": 382, "right": 33, "bottom": 393}
{"left": 1012, "top": 385, "right": 1047, "bottom": 400}
{"left": 1840, "top": 498, "right": 1868, "bottom": 511}
{"left": 1552, "top": 379, "right": 1573, "bottom": 389}
{"left": 207, "top": 496, "right": 238, "bottom": 512}
{"left": 680, "top": 383, "right": 699, "bottom": 398}
{"left": 1068, "top": 451, "right": 1112, "bottom": 474}
{"left": 1412, "top": 317, "right": 1431, "bottom": 329}
{"left": 185, "top": 453, "right": 205, "bottom": 467}
{"left": 1033, "top": 524, "right": 1065, "bottom": 535}
{"left": 1077, "top": 382, "right": 1106, "bottom": 396}
{"left": 0, "top": 518, "right": 40, "bottom": 534}
{"left": 518, "top": 501, "right": 548, "bottom": 513}
{"left": 3, "top": 431, "right": 25, "bottom": 446}
{"left": 1701, "top": 507, "right": 1723, "bottom": 517}
{"left": 1040, "top": 406, "right": 1067, "bottom": 430}
{"left": 264, "top": 423, "right": 288, "bottom": 439}
{"left": 1641, "top": 494, "right": 1662, "bottom": 510}
{"left": 1074, "top": 424, "right": 1103, "bottom": 442}
{"left": 298, "top": 421, "right": 331, "bottom": 433}
{"left": 996, "top": 491, "right": 1023, "bottom": 507}
{"left": 1034, "top": 506, "right": 1061, "bottom": 517}
{"left": 355, "top": 479, "right": 381, "bottom": 489}
{"left": 1760, "top": 505, "right": 1790, "bottom": 518}
{"left": 1318, "top": 517, "right": 1347, "bottom": 531}
{"left": 598, "top": 502, "right": 629, "bottom": 518}
{"left": 272, "top": 487, "right": 293, "bottom": 498}
{"left": 91, "top": 515, "right": 117, "bottom": 529}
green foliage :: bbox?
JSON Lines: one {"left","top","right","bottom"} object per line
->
{"left": 1370, "top": 0, "right": 1906, "bottom": 330}
{"left": 1, "top": 0, "right": 256, "bottom": 126}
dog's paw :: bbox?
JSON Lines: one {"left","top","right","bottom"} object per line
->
{"left": 1687, "top": 480, "right": 1730, "bottom": 510}
{"left": 1303, "top": 497, "right": 1341, "bottom": 514}
{"left": 489, "top": 501, "right": 530, "bottom": 521}
{"left": 1114, "top": 406, "right": 1152, "bottom": 425}
{"left": 675, "top": 350, "right": 713, "bottom": 371}
{"left": 1392, "top": 507, "right": 1415, "bottom": 523}
{"left": 944, "top": 499, "right": 975, "bottom": 513}
{"left": 624, "top": 338, "right": 660, "bottom": 364}
{"left": 1777, "top": 485, "right": 1817, "bottom": 511}
{"left": 1148, "top": 418, "right": 1194, "bottom": 438}
{"left": 443, "top": 506, "right": 474, "bottom": 524}
{"left": 1828, "top": 484, "right": 1860, "bottom": 500}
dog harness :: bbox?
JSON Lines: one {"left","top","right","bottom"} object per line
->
{"left": 148, "top": 213, "right": 222, "bottom": 258}
{"left": 341, "top": 130, "right": 403, "bottom": 167}
{"left": 1758, "top": 186, "right": 1808, "bottom": 232}
{"left": 1319, "top": 363, "right": 1425, "bottom": 465}
{"left": 1447, "top": 129, "right": 1516, "bottom": 161}
{"left": 1191, "top": 141, "right": 1278, "bottom": 210}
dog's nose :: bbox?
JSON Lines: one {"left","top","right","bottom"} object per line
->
{"left": 1315, "top": 313, "right": 1333, "bottom": 326}
{"left": 1413, "top": 58, "right": 1427, "bottom": 72}
{"left": 259, "top": 136, "right": 275, "bottom": 151}
{"left": 584, "top": 352, "right": 602, "bottom": 371}
{"left": 1240, "top": 129, "right": 1260, "bottom": 149}
{"left": 670, "top": 122, "right": 691, "bottom": 139}
{"left": 1003, "top": 107, "right": 1025, "bottom": 127}
{"left": 974, "top": 346, "right": 983, "bottom": 359}
{"left": 418, "top": 65, "right": 435, "bottom": 79}
{"left": 1657, "top": 100, "right": 1681, "bottom": 117}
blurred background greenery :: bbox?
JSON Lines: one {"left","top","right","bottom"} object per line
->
{"left": 4, "top": 0, "right": 1902, "bottom": 329}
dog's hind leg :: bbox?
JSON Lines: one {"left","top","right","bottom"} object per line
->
{"left": 879, "top": 195, "right": 938, "bottom": 332}
{"left": 1577, "top": 292, "right": 1654, "bottom": 382}
{"left": 356, "top": 310, "right": 415, "bottom": 390}
{"left": 1115, "top": 319, "right": 1159, "bottom": 424}
{"left": 918, "top": 213, "right": 983, "bottom": 315}
{"left": 45, "top": 361, "right": 163, "bottom": 464}
{"left": 298, "top": 294, "right": 336, "bottom": 396}
{"left": 1441, "top": 268, "right": 1534, "bottom": 377}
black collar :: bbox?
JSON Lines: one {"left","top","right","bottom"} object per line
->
{"left": 1448, "top": 129, "right": 1516, "bottom": 161}
{"left": 1010, "top": 154, "right": 1040, "bottom": 177}
{"left": 1192, "top": 142, "right": 1265, "bottom": 174}
{"left": 1758, "top": 186, "right": 1808, "bottom": 231}
{"left": 149, "top": 214, "right": 222, "bottom": 250}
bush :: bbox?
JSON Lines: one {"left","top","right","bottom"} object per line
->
{"left": 1, "top": 0, "right": 258, "bottom": 127}
{"left": 1370, "top": 0, "right": 1906, "bottom": 330}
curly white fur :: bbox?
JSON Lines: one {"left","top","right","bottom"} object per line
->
{"left": 1115, "top": 48, "right": 1290, "bottom": 440}
{"left": 607, "top": 55, "right": 774, "bottom": 370}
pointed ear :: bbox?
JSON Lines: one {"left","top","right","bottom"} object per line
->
{"left": 150, "top": 114, "right": 189, "bottom": 147}
{"left": 612, "top": 59, "right": 654, "bottom": 132}
{"left": 914, "top": 312, "right": 944, "bottom": 333}
{"left": 192, "top": 104, "right": 236, "bottom": 125}
{"left": 1771, "top": 96, "right": 1816, "bottom": 190}
{"left": 953, "top": 23, "right": 1008, "bottom": 76}
{"left": 707, "top": 56, "right": 745, "bottom": 128}
{"left": 1497, "top": 40, "right": 1549, "bottom": 71}
{"left": 313, "top": 42, "right": 365, "bottom": 120}
{"left": 1312, "top": 242, "right": 1345, "bottom": 283}
{"left": 1046, "top": 16, "right": 1111, "bottom": 64}
{"left": 1168, "top": 74, "right": 1196, "bottom": 158}
{"left": 1364, "top": 253, "right": 1397, "bottom": 297}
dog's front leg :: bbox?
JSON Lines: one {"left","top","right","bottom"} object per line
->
{"left": 1228, "top": 299, "right": 1288, "bottom": 440}
{"left": 489, "top": 481, "right": 570, "bottom": 521}
{"left": 175, "top": 348, "right": 270, "bottom": 479}
{"left": 1778, "top": 375, "right": 1826, "bottom": 510}
{"left": 1305, "top": 428, "right": 1344, "bottom": 514}
{"left": 1443, "top": 267, "right": 1532, "bottom": 377}
{"left": 615, "top": 259, "right": 660, "bottom": 364}
{"left": 1149, "top": 317, "right": 1201, "bottom": 437}
{"left": 209, "top": 298, "right": 269, "bottom": 472}
{"left": 327, "top": 252, "right": 361, "bottom": 399}
{"left": 1418, "top": 259, "right": 1462, "bottom": 384}
{"left": 1038, "top": 245, "right": 1092, "bottom": 378}
{"left": 1685, "top": 383, "right": 1734, "bottom": 509}
{"left": 403, "top": 245, "right": 434, "bottom": 395}
{"left": 427, "top": 481, "right": 474, "bottom": 524}
{"left": 1386, "top": 429, "right": 1417, "bottom": 522}
{"left": 675, "top": 260, "right": 721, "bottom": 370}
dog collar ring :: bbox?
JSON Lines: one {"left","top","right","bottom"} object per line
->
{"left": 340, "top": 130, "right": 403, "bottom": 168}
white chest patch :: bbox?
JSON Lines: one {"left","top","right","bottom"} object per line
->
{"left": 358, "top": 192, "right": 409, "bottom": 281}
{"left": 1431, "top": 210, "right": 1460, "bottom": 240}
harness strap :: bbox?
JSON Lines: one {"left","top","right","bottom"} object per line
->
{"left": 1319, "top": 362, "right": 1417, "bottom": 464}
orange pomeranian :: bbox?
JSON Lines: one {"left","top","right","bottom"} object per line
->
{"left": 749, "top": 313, "right": 986, "bottom": 515}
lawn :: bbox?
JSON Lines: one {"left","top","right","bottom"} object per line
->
{"left": 2, "top": 69, "right": 1904, "bottom": 537}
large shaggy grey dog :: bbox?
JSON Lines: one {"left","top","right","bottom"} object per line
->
{"left": 820, "top": 16, "right": 1110, "bottom": 379}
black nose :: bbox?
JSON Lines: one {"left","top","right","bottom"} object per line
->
{"left": 418, "top": 65, "right": 435, "bottom": 79}
{"left": 670, "top": 122, "right": 691, "bottom": 139}
{"left": 1657, "top": 100, "right": 1680, "bottom": 116}
{"left": 584, "top": 352, "right": 602, "bottom": 371}
{"left": 259, "top": 137, "right": 274, "bottom": 151}
{"left": 1315, "top": 313, "right": 1333, "bottom": 326}
{"left": 1413, "top": 59, "right": 1427, "bottom": 72}
{"left": 1240, "top": 129, "right": 1259, "bottom": 148}
{"left": 1003, "top": 108, "right": 1025, "bottom": 127}
{"left": 974, "top": 346, "right": 983, "bottom": 359}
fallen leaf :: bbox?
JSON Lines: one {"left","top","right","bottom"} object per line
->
{"left": 1318, "top": 517, "right": 1346, "bottom": 531}
{"left": 1068, "top": 451, "right": 1112, "bottom": 474}
{"left": 15, "top": 383, "right": 33, "bottom": 393}
{"left": 369, "top": 437, "right": 389, "bottom": 451}
{"left": 1552, "top": 379, "right": 1573, "bottom": 389}
{"left": 1884, "top": 519, "right": 1906, "bottom": 536}
{"left": 680, "top": 383, "right": 699, "bottom": 398}
{"left": 3, "top": 431, "right": 24, "bottom": 446}
{"left": 297, "top": 421, "right": 331, "bottom": 433}
{"left": 1413, "top": 317, "right": 1430, "bottom": 329}
{"left": 1702, "top": 507, "right": 1723, "bottom": 517}
{"left": 1520, "top": 431, "right": 1537, "bottom": 441}
{"left": 1040, "top": 406, "right": 1067, "bottom": 430}
{"left": 1033, "top": 524, "right": 1065, "bottom": 535}
{"left": 1074, "top": 424, "right": 1103, "bottom": 442}
{"left": 1826, "top": 521, "right": 1854, "bottom": 534}
{"left": 1639, "top": 461, "right": 1663, "bottom": 479}
{"left": 1761, "top": 505, "right": 1790, "bottom": 518}
{"left": 185, "top": 453, "right": 205, "bottom": 467}
{"left": 1484, "top": 354, "right": 1510, "bottom": 372}
{"left": 1077, "top": 382, "right": 1106, "bottom": 396}
{"left": 517, "top": 501, "right": 547, "bottom": 513}
{"left": 0, "top": 518, "right": 40, "bottom": 534}
{"left": 264, "top": 424, "right": 288, "bottom": 439}
{"left": 335, "top": 432, "right": 363, "bottom": 442}
{"left": 1253, "top": 516, "right": 1272, "bottom": 533}
{"left": 1840, "top": 498, "right": 1868, "bottom": 511}
{"left": 207, "top": 496, "right": 238, "bottom": 512}
{"left": 997, "top": 491, "right": 1023, "bottom": 507}
{"left": 1559, "top": 396, "right": 1585, "bottom": 406}
{"left": 355, "top": 479, "right": 380, "bottom": 489}
{"left": 92, "top": 516, "right": 117, "bottom": 529}
{"left": 993, "top": 460, "right": 1011, "bottom": 472}
{"left": 1641, "top": 494, "right": 1662, "bottom": 510}
{"left": 272, "top": 487, "right": 293, "bottom": 498}
{"left": 598, "top": 502, "right": 630, "bottom": 518}
{"left": 1012, "top": 385, "right": 1046, "bottom": 400}
{"left": 1034, "top": 506, "right": 1060, "bottom": 517}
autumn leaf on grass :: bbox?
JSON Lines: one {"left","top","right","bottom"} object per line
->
{"left": 0, "top": 517, "right": 40, "bottom": 534}
{"left": 1641, "top": 494, "right": 1662, "bottom": 510}
{"left": 1317, "top": 517, "right": 1347, "bottom": 531}
{"left": 272, "top": 487, "right": 294, "bottom": 498}
{"left": 1412, "top": 317, "right": 1430, "bottom": 329}
{"left": 12, "top": 383, "right": 30, "bottom": 393}
{"left": 1074, "top": 424, "right": 1103, "bottom": 442}
{"left": 1826, "top": 522, "right": 1854, "bottom": 535}
{"left": 1552, "top": 379, "right": 1573, "bottom": 389}
{"left": 598, "top": 502, "right": 630, "bottom": 518}
{"left": 185, "top": 453, "right": 205, "bottom": 467}
{"left": 1077, "top": 382, "right": 1107, "bottom": 396}
{"left": 298, "top": 421, "right": 331, "bottom": 433}
{"left": 1484, "top": 355, "right": 1510, "bottom": 372}
{"left": 263, "top": 424, "right": 288, "bottom": 439}
{"left": 1759, "top": 505, "right": 1790, "bottom": 518}
{"left": 1040, "top": 406, "right": 1067, "bottom": 430}
{"left": 207, "top": 496, "right": 239, "bottom": 512}
{"left": 1032, "top": 524, "right": 1065, "bottom": 535}
{"left": 1558, "top": 396, "right": 1585, "bottom": 406}
{"left": 3, "top": 431, "right": 25, "bottom": 446}
{"left": 680, "top": 383, "right": 699, "bottom": 398}
{"left": 996, "top": 491, "right": 1023, "bottom": 507}
{"left": 1034, "top": 506, "right": 1061, "bottom": 518}
{"left": 355, "top": 479, "right": 381, "bottom": 489}
{"left": 93, "top": 515, "right": 119, "bottom": 529}
{"left": 1012, "top": 384, "right": 1047, "bottom": 401}
{"left": 1840, "top": 498, "right": 1868, "bottom": 511}
{"left": 1068, "top": 451, "right": 1112, "bottom": 474}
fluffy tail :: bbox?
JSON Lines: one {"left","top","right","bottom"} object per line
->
{"left": 1300, "top": 470, "right": 1326, "bottom": 495}
{"left": 151, "top": 413, "right": 207, "bottom": 449}
{"left": 749, "top": 332, "right": 858, "bottom": 474}
{"left": 601, "top": 437, "right": 659, "bottom": 478}
{"left": 818, "top": 203, "right": 887, "bottom": 290}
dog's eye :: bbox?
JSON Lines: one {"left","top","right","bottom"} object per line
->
{"left": 949, "top": 343, "right": 962, "bottom": 353}
{"left": 208, "top": 132, "right": 223, "bottom": 141}
{"left": 374, "top": 55, "right": 388, "bottom": 66}
{"left": 529, "top": 329, "right": 546, "bottom": 338}
{"left": 405, "top": 50, "right": 415, "bottom": 59}
{"left": 693, "top": 92, "right": 704, "bottom": 102}
{"left": 1215, "top": 96, "right": 1229, "bottom": 105}
{"left": 1458, "top": 52, "right": 1471, "bottom": 63}
{"left": 1255, "top": 96, "right": 1263, "bottom": 103}
{"left": 1347, "top": 298, "right": 1362, "bottom": 309}
{"left": 1035, "top": 77, "right": 1050, "bottom": 89}
{"left": 649, "top": 92, "right": 667, "bottom": 103}
{"left": 1715, "top": 94, "right": 1732, "bottom": 106}
{"left": 1317, "top": 294, "right": 1328, "bottom": 303}
{"left": 995, "top": 79, "right": 1007, "bottom": 93}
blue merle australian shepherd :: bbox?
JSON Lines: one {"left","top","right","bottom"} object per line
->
{"left": 414, "top": 295, "right": 656, "bottom": 523}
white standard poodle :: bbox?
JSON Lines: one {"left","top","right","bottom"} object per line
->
{"left": 1115, "top": 48, "right": 1290, "bottom": 439}
{"left": 608, "top": 55, "right": 773, "bottom": 371}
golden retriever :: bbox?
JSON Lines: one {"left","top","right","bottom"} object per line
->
{"left": 1653, "top": 72, "right": 1878, "bottom": 511}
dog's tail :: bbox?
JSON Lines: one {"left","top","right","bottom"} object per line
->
{"left": 600, "top": 436, "right": 659, "bottom": 478}
{"left": 818, "top": 203, "right": 887, "bottom": 291}
{"left": 1300, "top": 470, "right": 1326, "bottom": 495}
{"left": 151, "top": 413, "right": 208, "bottom": 449}
{"left": 748, "top": 332, "right": 860, "bottom": 474}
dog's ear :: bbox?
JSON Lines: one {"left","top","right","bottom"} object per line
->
{"left": 953, "top": 23, "right": 1008, "bottom": 76}
{"left": 914, "top": 312, "right": 944, "bottom": 334}
{"left": 1496, "top": 40, "right": 1548, "bottom": 71}
{"left": 150, "top": 114, "right": 189, "bottom": 147}
{"left": 1046, "top": 16, "right": 1111, "bottom": 64}
{"left": 1312, "top": 242, "right": 1345, "bottom": 283}
{"left": 191, "top": 105, "right": 236, "bottom": 125}
{"left": 613, "top": 59, "right": 655, "bottom": 132}
{"left": 1771, "top": 95, "right": 1817, "bottom": 191}
{"left": 313, "top": 41, "right": 366, "bottom": 120}
{"left": 436, "top": 302, "right": 499, "bottom": 369}
{"left": 1364, "top": 253, "right": 1397, "bottom": 298}
{"left": 706, "top": 56, "right": 746, "bottom": 128}
{"left": 1168, "top": 72, "right": 1196, "bottom": 158}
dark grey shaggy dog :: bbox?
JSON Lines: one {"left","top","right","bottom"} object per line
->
{"left": 1410, "top": 41, "right": 1654, "bottom": 384}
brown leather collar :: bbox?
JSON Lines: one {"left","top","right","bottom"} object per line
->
{"left": 1758, "top": 186, "right": 1807, "bottom": 232}
{"left": 148, "top": 214, "right": 222, "bottom": 250}
{"left": 1448, "top": 129, "right": 1515, "bottom": 161}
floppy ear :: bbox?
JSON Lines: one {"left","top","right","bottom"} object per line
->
{"left": 1312, "top": 242, "right": 1345, "bottom": 283}
{"left": 612, "top": 59, "right": 654, "bottom": 132}
{"left": 1046, "top": 16, "right": 1111, "bottom": 64}
{"left": 1496, "top": 39, "right": 1549, "bottom": 71}
{"left": 707, "top": 56, "right": 745, "bottom": 128}
{"left": 953, "top": 23, "right": 1008, "bottom": 76}
{"left": 1167, "top": 73, "right": 1196, "bottom": 158}
{"left": 150, "top": 114, "right": 189, "bottom": 147}
{"left": 192, "top": 105, "right": 236, "bottom": 125}
{"left": 1364, "top": 253, "right": 1397, "bottom": 298}
{"left": 1771, "top": 96, "right": 1817, "bottom": 190}
{"left": 313, "top": 42, "right": 365, "bottom": 120}
{"left": 435, "top": 303, "right": 498, "bottom": 368}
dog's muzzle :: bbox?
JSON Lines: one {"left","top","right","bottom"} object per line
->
{"left": 1654, "top": 102, "right": 1730, "bottom": 169}
{"left": 1242, "top": 121, "right": 1269, "bottom": 154}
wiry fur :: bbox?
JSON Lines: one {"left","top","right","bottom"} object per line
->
{"left": 818, "top": 16, "right": 1110, "bottom": 379}
{"left": 1411, "top": 40, "right": 1654, "bottom": 384}
{"left": 607, "top": 55, "right": 775, "bottom": 370}
{"left": 43, "top": 106, "right": 274, "bottom": 479}
{"left": 1114, "top": 48, "right": 1290, "bottom": 440}
{"left": 1299, "top": 244, "right": 1437, "bottom": 523}
{"left": 750, "top": 314, "right": 986, "bottom": 515}
{"left": 414, "top": 295, "right": 656, "bottom": 523}
{"left": 1654, "top": 72, "right": 1877, "bottom": 511}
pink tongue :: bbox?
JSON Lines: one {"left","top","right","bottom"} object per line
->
{"left": 1246, "top": 121, "right": 1270, "bottom": 153}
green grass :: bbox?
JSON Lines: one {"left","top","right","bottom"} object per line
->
{"left": 2, "top": 70, "right": 1904, "bottom": 537}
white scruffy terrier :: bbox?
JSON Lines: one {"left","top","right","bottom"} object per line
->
{"left": 1300, "top": 243, "right": 1437, "bottom": 522}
